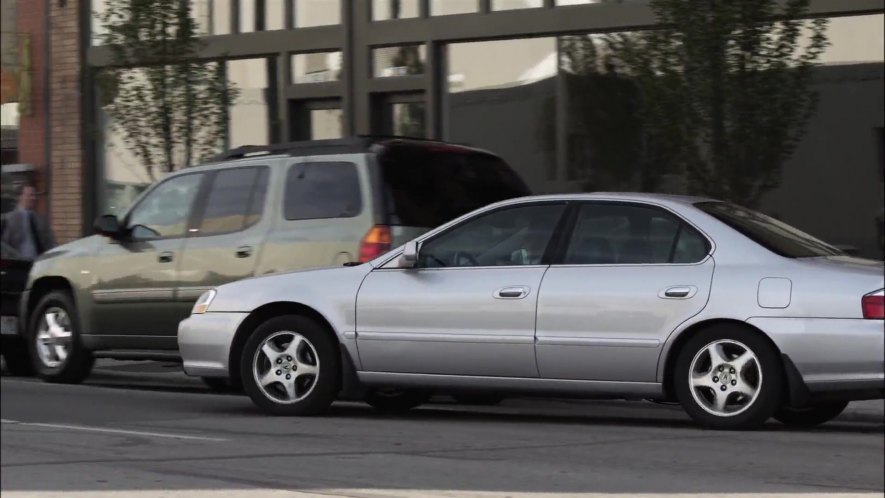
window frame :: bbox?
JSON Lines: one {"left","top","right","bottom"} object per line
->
{"left": 551, "top": 201, "right": 713, "bottom": 267}
{"left": 188, "top": 165, "right": 271, "bottom": 238}
{"left": 408, "top": 200, "right": 571, "bottom": 271}
{"left": 282, "top": 160, "right": 364, "bottom": 221}
{"left": 121, "top": 171, "right": 207, "bottom": 242}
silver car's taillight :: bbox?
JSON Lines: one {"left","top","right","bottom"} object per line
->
{"left": 861, "top": 289, "right": 884, "bottom": 320}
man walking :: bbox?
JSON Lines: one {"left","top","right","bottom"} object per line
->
{"left": 1, "top": 183, "right": 54, "bottom": 260}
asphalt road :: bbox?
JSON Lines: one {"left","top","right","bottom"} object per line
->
{"left": 1, "top": 360, "right": 884, "bottom": 498}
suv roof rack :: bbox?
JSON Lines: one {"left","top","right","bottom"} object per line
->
{"left": 208, "top": 135, "right": 467, "bottom": 163}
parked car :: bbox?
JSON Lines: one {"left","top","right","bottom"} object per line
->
{"left": 19, "top": 137, "right": 530, "bottom": 386}
{"left": 179, "top": 193, "right": 884, "bottom": 430}
{"left": 1, "top": 242, "right": 34, "bottom": 375}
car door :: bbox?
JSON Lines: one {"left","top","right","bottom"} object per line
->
{"left": 356, "top": 202, "right": 567, "bottom": 377}
{"left": 91, "top": 172, "right": 205, "bottom": 347}
{"left": 535, "top": 202, "right": 714, "bottom": 382}
{"left": 177, "top": 165, "right": 270, "bottom": 306}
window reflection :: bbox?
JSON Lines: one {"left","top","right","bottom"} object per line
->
{"left": 292, "top": 51, "right": 343, "bottom": 83}
{"left": 446, "top": 38, "right": 558, "bottom": 190}
{"left": 373, "top": 0, "right": 420, "bottom": 20}
{"left": 430, "top": 0, "right": 478, "bottom": 16}
{"left": 310, "top": 109, "right": 343, "bottom": 139}
{"left": 373, "top": 45, "right": 426, "bottom": 77}
{"left": 391, "top": 102, "right": 426, "bottom": 137}
{"left": 492, "top": 0, "right": 543, "bottom": 10}
{"left": 228, "top": 58, "right": 270, "bottom": 148}
{"left": 295, "top": 0, "right": 340, "bottom": 28}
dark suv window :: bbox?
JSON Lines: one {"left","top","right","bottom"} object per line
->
{"left": 284, "top": 162, "right": 362, "bottom": 220}
{"left": 696, "top": 201, "right": 842, "bottom": 258}
{"left": 379, "top": 144, "right": 530, "bottom": 228}
{"left": 564, "top": 203, "right": 710, "bottom": 265}
{"left": 197, "top": 167, "right": 268, "bottom": 236}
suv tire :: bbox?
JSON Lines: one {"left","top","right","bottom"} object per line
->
{"left": 29, "top": 290, "right": 95, "bottom": 384}
{"left": 241, "top": 315, "right": 340, "bottom": 416}
{"left": 674, "top": 325, "right": 783, "bottom": 430}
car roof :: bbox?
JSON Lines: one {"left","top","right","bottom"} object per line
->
{"left": 502, "top": 192, "right": 719, "bottom": 207}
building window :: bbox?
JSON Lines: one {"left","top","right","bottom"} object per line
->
{"left": 228, "top": 58, "right": 271, "bottom": 148}
{"left": 372, "top": 45, "right": 426, "bottom": 78}
{"left": 291, "top": 51, "right": 343, "bottom": 84}
{"left": 310, "top": 109, "right": 344, "bottom": 139}
{"left": 492, "top": 0, "right": 543, "bottom": 10}
{"left": 239, "top": 0, "right": 285, "bottom": 32}
{"left": 294, "top": 0, "right": 341, "bottom": 28}
{"left": 430, "top": 0, "right": 478, "bottom": 16}
{"left": 373, "top": 0, "right": 420, "bottom": 20}
{"left": 290, "top": 100, "right": 343, "bottom": 140}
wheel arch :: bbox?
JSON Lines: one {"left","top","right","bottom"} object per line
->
{"left": 659, "top": 318, "right": 785, "bottom": 401}
{"left": 26, "top": 276, "right": 78, "bottom": 336}
{"left": 227, "top": 301, "right": 360, "bottom": 394}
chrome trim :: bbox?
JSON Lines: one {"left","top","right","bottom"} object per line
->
{"left": 356, "top": 331, "right": 535, "bottom": 344}
{"left": 535, "top": 337, "right": 661, "bottom": 348}
{"left": 92, "top": 288, "right": 174, "bottom": 303}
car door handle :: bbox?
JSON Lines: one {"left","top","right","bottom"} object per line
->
{"left": 660, "top": 286, "right": 697, "bottom": 299}
{"left": 236, "top": 246, "right": 253, "bottom": 258}
{"left": 494, "top": 286, "right": 530, "bottom": 299}
{"left": 158, "top": 251, "right": 174, "bottom": 263}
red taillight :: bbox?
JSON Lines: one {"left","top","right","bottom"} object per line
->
{"left": 358, "top": 225, "right": 392, "bottom": 262}
{"left": 861, "top": 292, "right": 884, "bottom": 320}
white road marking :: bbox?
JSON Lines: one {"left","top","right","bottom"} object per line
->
{"left": 0, "top": 419, "right": 227, "bottom": 442}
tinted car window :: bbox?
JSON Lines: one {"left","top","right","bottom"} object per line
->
{"left": 696, "top": 202, "right": 842, "bottom": 258}
{"left": 419, "top": 203, "right": 565, "bottom": 268}
{"left": 127, "top": 173, "right": 203, "bottom": 239}
{"left": 380, "top": 145, "right": 530, "bottom": 228}
{"left": 284, "top": 162, "right": 362, "bottom": 221}
{"left": 564, "top": 203, "right": 709, "bottom": 265}
{"left": 198, "top": 167, "right": 268, "bottom": 235}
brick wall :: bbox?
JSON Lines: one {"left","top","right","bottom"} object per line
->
{"left": 48, "top": 0, "right": 84, "bottom": 243}
{"left": 16, "top": 0, "right": 48, "bottom": 206}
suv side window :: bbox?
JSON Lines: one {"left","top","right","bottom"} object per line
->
{"left": 127, "top": 173, "right": 203, "bottom": 240}
{"left": 564, "top": 203, "right": 709, "bottom": 265}
{"left": 419, "top": 203, "right": 566, "bottom": 268}
{"left": 197, "top": 167, "right": 269, "bottom": 236}
{"left": 284, "top": 162, "right": 361, "bottom": 220}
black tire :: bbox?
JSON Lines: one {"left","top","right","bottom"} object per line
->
{"left": 240, "top": 315, "right": 340, "bottom": 416}
{"left": 28, "top": 290, "right": 94, "bottom": 384}
{"left": 1, "top": 337, "right": 35, "bottom": 376}
{"left": 365, "top": 388, "right": 432, "bottom": 413}
{"left": 202, "top": 376, "right": 243, "bottom": 394}
{"left": 674, "top": 325, "right": 784, "bottom": 430}
{"left": 774, "top": 401, "right": 849, "bottom": 428}
{"left": 452, "top": 393, "right": 505, "bottom": 406}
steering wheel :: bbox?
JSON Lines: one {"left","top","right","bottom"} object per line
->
{"left": 451, "top": 251, "right": 480, "bottom": 267}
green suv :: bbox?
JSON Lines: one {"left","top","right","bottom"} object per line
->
{"left": 19, "top": 137, "right": 530, "bottom": 385}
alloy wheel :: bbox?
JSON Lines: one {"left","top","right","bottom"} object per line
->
{"left": 252, "top": 331, "right": 320, "bottom": 404}
{"left": 688, "top": 339, "right": 762, "bottom": 417}
{"left": 35, "top": 307, "right": 73, "bottom": 369}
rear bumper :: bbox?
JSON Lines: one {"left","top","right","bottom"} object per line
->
{"left": 748, "top": 317, "right": 884, "bottom": 401}
{"left": 177, "top": 312, "right": 248, "bottom": 378}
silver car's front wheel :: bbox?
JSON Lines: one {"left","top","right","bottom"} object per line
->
{"left": 688, "top": 339, "right": 762, "bottom": 417}
{"left": 241, "top": 315, "right": 341, "bottom": 416}
{"left": 252, "top": 331, "right": 320, "bottom": 404}
{"left": 675, "top": 325, "right": 783, "bottom": 430}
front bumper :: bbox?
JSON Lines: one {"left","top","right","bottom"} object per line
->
{"left": 178, "top": 312, "right": 248, "bottom": 378}
{"left": 748, "top": 317, "right": 884, "bottom": 399}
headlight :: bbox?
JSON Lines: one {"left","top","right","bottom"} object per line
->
{"left": 192, "top": 289, "right": 217, "bottom": 314}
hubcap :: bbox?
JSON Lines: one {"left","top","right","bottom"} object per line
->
{"left": 253, "top": 331, "right": 319, "bottom": 404}
{"left": 35, "top": 307, "right": 73, "bottom": 368}
{"left": 689, "top": 339, "right": 762, "bottom": 417}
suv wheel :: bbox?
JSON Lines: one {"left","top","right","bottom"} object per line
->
{"left": 29, "top": 291, "right": 94, "bottom": 384}
{"left": 241, "top": 315, "right": 340, "bottom": 416}
{"left": 674, "top": 325, "right": 783, "bottom": 430}
{"left": 774, "top": 401, "right": 849, "bottom": 427}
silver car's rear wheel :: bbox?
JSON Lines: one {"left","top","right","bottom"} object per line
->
{"left": 35, "top": 307, "right": 73, "bottom": 369}
{"left": 689, "top": 339, "right": 762, "bottom": 418}
{"left": 252, "top": 331, "right": 320, "bottom": 404}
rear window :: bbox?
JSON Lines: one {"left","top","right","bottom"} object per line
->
{"left": 284, "top": 162, "right": 362, "bottom": 221}
{"left": 378, "top": 145, "right": 530, "bottom": 228}
{"left": 696, "top": 202, "right": 842, "bottom": 258}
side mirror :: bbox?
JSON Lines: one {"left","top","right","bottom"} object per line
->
{"left": 94, "top": 214, "right": 122, "bottom": 238}
{"left": 400, "top": 241, "right": 419, "bottom": 268}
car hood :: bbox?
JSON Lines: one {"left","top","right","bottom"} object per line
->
{"left": 38, "top": 235, "right": 104, "bottom": 261}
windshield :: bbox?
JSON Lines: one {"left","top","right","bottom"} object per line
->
{"left": 379, "top": 144, "right": 530, "bottom": 228}
{"left": 695, "top": 202, "right": 843, "bottom": 258}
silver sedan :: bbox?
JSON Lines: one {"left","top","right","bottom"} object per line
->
{"left": 179, "top": 193, "right": 884, "bottom": 429}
